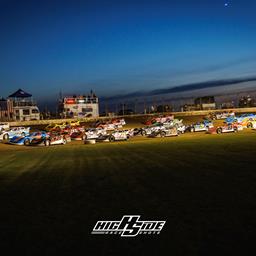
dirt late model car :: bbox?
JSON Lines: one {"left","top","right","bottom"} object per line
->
{"left": 140, "top": 122, "right": 183, "bottom": 136}
{"left": 95, "top": 130, "right": 129, "bottom": 142}
{"left": 46, "top": 133, "right": 69, "bottom": 146}
{"left": 186, "top": 121, "right": 214, "bottom": 133}
{"left": 111, "top": 118, "right": 126, "bottom": 126}
{"left": 162, "top": 119, "right": 186, "bottom": 133}
{"left": 148, "top": 127, "right": 180, "bottom": 137}
{"left": 225, "top": 113, "right": 256, "bottom": 124}
{"left": 45, "top": 121, "right": 83, "bottom": 132}
{"left": 95, "top": 122, "right": 117, "bottom": 131}
{"left": 141, "top": 123, "right": 164, "bottom": 136}
{"left": 122, "top": 129, "right": 136, "bottom": 138}
{"left": 207, "top": 124, "right": 243, "bottom": 134}
{"left": 0, "top": 127, "right": 30, "bottom": 141}
{"left": 94, "top": 119, "right": 126, "bottom": 130}
{"left": 84, "top": 128, "right": 107, "bottom": 140}
{"left": 143, "top": 115, "right": 174, "bottom": 125}
{"left": 108, "top": 130, "right": 129, "bottom": 142}
{"left": 9, "top": 132, "right": 68, "bottom": 146}
{"left": 9, "top": 131, "right": 50, "bottom": 145}
{"left": 71, "top": 128, "right": 107, "bottom": 140}
{"left": 206, "top": 111, "right": 235, "bottom": 120}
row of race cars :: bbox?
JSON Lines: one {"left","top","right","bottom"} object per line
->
{"left": 1, "top": 112, "right": 256, "bottom": 146}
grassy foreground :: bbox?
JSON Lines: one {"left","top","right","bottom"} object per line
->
{"left": 0, "top": 132, "right": 256, "bottom": 255}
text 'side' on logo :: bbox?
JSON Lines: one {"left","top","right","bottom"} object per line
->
{"left": 91, "top": 215, "right": 166, "bottom": 237}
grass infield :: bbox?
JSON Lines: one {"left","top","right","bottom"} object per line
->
{"left": 0, "top": 131, "right": 256, "bottom": 255}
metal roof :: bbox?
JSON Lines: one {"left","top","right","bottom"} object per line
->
{"left": 8, "top": 89, "right": 32, "bottom": 98}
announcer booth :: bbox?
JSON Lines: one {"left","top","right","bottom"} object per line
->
{"left": 61, "top": 92, "right": 99, "bottom": 118}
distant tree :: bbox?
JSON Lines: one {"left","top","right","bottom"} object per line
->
{"left": 118, "top": 109, "right": 134, "bottom": 115}
{"left": 156, "top": 105, "right": 171, "bottom": 113}
{"left": 239, "top": 95, "right": 255, "bottom": 108}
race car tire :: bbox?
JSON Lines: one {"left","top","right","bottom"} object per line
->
{"left": 3, "top": 134, "right": 9, "bottom": 141}
{"left": 160, "top": 131, "right": 166, "bottom": 137}
{"left": 24, "top": 139, "right": 30, "bottom": 146}
{"left": 247, "top": 122, "right": 253, "bottom": 128}
{"left": 141, "top": 130, "right": 146, "bottom": 136}
{"left": 109, "top": 135, "right": 115, "bottom": 142}
{"left": 216, "top": 128, "right": 222, "bottom": 134}
{"left": 45, "top": 140, "right": 51, "bottom": 147}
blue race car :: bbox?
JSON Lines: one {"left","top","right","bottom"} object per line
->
{"left": 9, "top": 131, "right": 50, "bottom": 146}
{"left": 0, "top": 127, "right": 30, "bottom": 141}
{"left": 225, "top": 113, "right": 256, "bottom": 124}
{"left": 187, "top": 120, "right": 214, "bottom": 132}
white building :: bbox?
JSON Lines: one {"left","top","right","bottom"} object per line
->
{"left": 8, "top": 89, "right": 40, "bottom": 121}
{"left": 60, "top": 91, "right": 99, "bottom": 118}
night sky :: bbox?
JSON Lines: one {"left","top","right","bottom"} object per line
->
{"left": 0, "top": 0, "right": 256, "bottom": 104}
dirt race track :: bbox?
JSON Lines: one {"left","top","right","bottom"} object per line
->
{"left": 0, "top": 126, "right": 256, "bottom": 255}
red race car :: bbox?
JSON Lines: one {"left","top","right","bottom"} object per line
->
{"left": 207, "top": 124, "right": 243, "bottom": 134}
{"left": 143, "top": 115, "right": 174, "bottom": 125}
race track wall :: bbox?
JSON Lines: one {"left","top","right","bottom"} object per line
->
{"left": 7, "top": 107, "right": 256, "bottom": 127}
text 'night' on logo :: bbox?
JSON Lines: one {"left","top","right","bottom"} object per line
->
{"left": 91, "top": 215, "right": 166, "bottom": 237}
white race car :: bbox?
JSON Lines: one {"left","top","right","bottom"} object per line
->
{"left": 48, "top": 134, "right": 68, "bottom": 146}
{"left": 187, "top": 121, "right": 214, "bottom": 132}
{"left": 84, "top": 128, "right": 107, "bottom": 140}
{"left": 163, "top": 118, "right": 182, "bottom": 126}
{"left": 112, "top": 118, "right": 126, "bottom": 127}
{"left": 0, "top": 127, "right": 30, "bottom": 141}
{"left": 109, "top": 130, "right": 129, "bottom": 141}
{"left": 123, "top": 129, "right": 136, "bottom": 138}
{"left": 155, "top": 115, "right": 174, "bottom": 123}
{"left": 95, "top": 118, "right": 126, "bottom": 131}
{"left": 163, "top": 119, "right": 186, "bottom": 133}
{"left": 141, "top": 124, "right": 164, "bottom": 136}
{"left": 215, "top": 112, "right": 235, "bottom": 120}
{"left": 149, "top": 127, "right": 180, "bottom": 137}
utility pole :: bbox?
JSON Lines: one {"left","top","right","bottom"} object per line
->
{"left": 134, "top": 99, "right": 137, "bottom": 114}
{"left": 55, "top": 106, "right": 58, "bottom": 119}
{"left": 161, "top": 97, "right": 164, "bottom": 114}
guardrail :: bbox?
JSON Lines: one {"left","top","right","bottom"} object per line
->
{"left": 7, "top": 107, "right": 256, "bottom": 127}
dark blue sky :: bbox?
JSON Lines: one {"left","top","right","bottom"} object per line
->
{"left": 0, "top": 0, "right": 256, "bottom": 103}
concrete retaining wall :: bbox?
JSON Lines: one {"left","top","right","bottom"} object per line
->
{"left": 7, "top": 107, "right": 256, "bottom": 127}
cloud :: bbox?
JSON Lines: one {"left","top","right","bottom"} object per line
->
{"left": 102, "top": 76, "right": 256, "bottom": 101}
